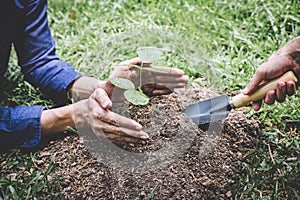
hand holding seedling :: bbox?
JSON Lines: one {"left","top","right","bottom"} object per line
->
{"left": 243, "top": 36, "right": 300, "bottom": 110}
{"left": 107, "top": 47, "right": 189, "bottom": 105}
{"left": 63, "top": 48, "right": 188, "bottom": 144}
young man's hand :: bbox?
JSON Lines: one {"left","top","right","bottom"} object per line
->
{"left": 69, "top": 57, "right": 189, "bottom": 102}
{"left": 73, "top": 88, "right": 149, "bottom": 143}
{"left": 106, "top": 57, "right": 189, "bottom": 101}
{"left": 41, "top": 88, "right": 149, "bottom": 144}
{"left": 243, "top": 36, "right": 300, "bottom": 111}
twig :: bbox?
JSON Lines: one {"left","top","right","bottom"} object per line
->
{"left": 267, "top": 143, "right": 282, "bottom": 174}
{"left": 267, "top": 143, "right": 275, "bottom": 164}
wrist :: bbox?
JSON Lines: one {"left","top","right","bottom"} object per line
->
{"left": 102, "top": 80, "right": 115, "bottom": 98}
{"left": 69, "top": 76, "right": 104, "bottom": 101}
{"left": 41, "top": 105, "right": 75, "bottom": 136}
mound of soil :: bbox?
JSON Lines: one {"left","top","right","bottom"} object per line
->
{"left": 36, "top": 88, "right": 260, "bottom": 199}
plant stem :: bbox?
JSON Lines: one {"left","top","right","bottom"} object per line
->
{"left": 139, "top": 62, "right": 143, "bottom": 91}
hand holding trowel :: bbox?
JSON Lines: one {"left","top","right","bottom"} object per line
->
{"left": 184, "top": 71, "right": 298, "bottom": 126}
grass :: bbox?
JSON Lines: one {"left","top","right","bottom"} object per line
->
{"left": 1, "top": 0, "right": 300, "bottom": 199}
{"left": 0, "top": 150, "right": 61, "bottom": 199}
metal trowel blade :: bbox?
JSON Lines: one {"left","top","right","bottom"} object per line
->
{"left": 184, "top": 95, "right": 232, "bottom": 126}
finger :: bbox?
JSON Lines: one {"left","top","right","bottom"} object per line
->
{"left": 276, "top": 82, "right": 286, "bottom": 102}
{"left": 151, "top": 89, "right": 173, "bottom": 96}
{"left": 111, "top": 65, "right": 138, "bottom": 80}
{"left": 163, "top": 82, "right": 187, "bottom": 89}
{"left": 104, "top": 132, "right": 148, "bottom": 144}
{"left": 144, "top": 89, "right": 173, "bottom": 96}
{"left": 92, "top": 127, "right": 148, "bottom": 143}
{"left": 253, "top": 100, "right": 262, "bottom": 111}
{"left": 141, "top": 84, "right": 172, "bottom": 96}
{"left": 142, "top": 83, "right": 172, "bottom": 91}
{"left": 91, "top": 88, "right": 112, "bottom": 109}
{"left": 93, "top": 121, "right": 149, "bottom": 139}
{"left": 142, "top": 83, "right": 187, "bottom": 96}
{"left": 286, "top": 81, "right": 297, "bottom": 96}
{"left": 264, "top": 90, "right": 276, "bottom": 105}
{"left": 142, "top": 82, "right": 186, "bottom": 91}
{"left": 243, "top": 70, "right": 266, "bottom": 95}
{"left": 119, "top": 57, "right": 142, "bottom": 66}
{"left": 99, "top": 110, "right": 143, "bottom": 131}
{"left": 143, "top": 74, "right": 189, "bottom": 83}
{"left": 144, "top": 65, "right": 185, "bottom": 76}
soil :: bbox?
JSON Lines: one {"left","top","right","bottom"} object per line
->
{"left": 35, "top": 88, "right": 260, "bottom": 199}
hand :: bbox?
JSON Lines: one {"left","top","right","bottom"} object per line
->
{"left": 73, "top": 88, "right": 149, "bottom": 143}
{"left": 106, "top": 57, "right": 189, "bottom": 101}
{"left": 243, "top": 37, "right": 300, "bottom": 111}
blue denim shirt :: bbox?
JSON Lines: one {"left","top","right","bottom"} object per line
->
{"left": 0, "top": 0, "right": 82, "bottom": 149}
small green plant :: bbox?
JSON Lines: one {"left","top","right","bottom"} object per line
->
{"left": 146, "top": 186, "right": 157, "bottom": 200}
{"left": 111, "top": 47, "right": 166, "bottom": 105}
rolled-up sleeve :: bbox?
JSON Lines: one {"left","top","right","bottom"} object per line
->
{"left": 13, "top": 0, "right": 82, "bottom": 105}
{"left": 0, "top": 0, "right": 83, "bottom": 150}
{"left": 0, "top": 106, "right": 45, "bottom": 149}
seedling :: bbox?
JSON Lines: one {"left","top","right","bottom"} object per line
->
{"left": 111, "top": 47, "right": 166, "bottom": 105}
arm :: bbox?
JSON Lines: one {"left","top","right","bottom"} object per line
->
{"left": 13, "top": 0, "right": 82, "bottom": 105}
{"left": 8, "top": 1, "right": 186, "bottom": 148}
{"left": 243, "top": 36, "right": 300, "bottom": 110}
{"left": 4, "top": 1, "right": 146, "bottom": 149}
{"left": 0, "top": 87, "right": 149, "bottom": 151}
{"left": 0, "top": 106, "right": 45, "bottom": 150}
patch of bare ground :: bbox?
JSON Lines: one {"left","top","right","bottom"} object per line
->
{"left": 36, "top": 88, "right": 260, "bottom": 199}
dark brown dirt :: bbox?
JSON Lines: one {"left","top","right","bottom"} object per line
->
{"left": 35, "top": 88, "right": 260, "bottom": 199}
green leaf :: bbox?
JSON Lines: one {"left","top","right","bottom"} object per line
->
{"left": 146, "top": 186, "right": 156, "bottom": 200}
{"left": 66, "top": 126, "right": 77, "bottom": 134}
{"left": 142, "top": 67, "right": 167, "bottom": 74}
{"left": 111, "top": 78, "right": 135, "bottom": 90}
{"left": 124, "top": 89, "right": 149, "bottom": 105}
{"left": 137, "top": 47, "right": 162, "bottom": 63}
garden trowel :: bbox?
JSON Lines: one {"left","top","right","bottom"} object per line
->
{"left": 184, "top": 71, "right": 298, "bottom": 126}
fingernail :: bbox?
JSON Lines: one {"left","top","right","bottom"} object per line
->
{"left": 278, "top": 82, "right": 285, "bottom": 88}
{"left": 140, "top": 133, "right": 149, "bottom": 140}
{"left": 253, "top": 104, "right": 260, "bottom": 111}
{"left": 183, "top": 75, "right": 189, "bottom": 81}
{"left": 141, "top": 140, "right": 146, "bottom": 145}
{"left": 279, "top": 85, "right": 284, "bottom": 90}
{"left": 176, "top": 68, "right": 184, "bottom": 75}
{"left": 103, "top": 99, "right": 112, "bottom": 108}
{"left": 140, "top": 131, "right": 149, "bottom": 140}
{"left": 135, "top": 123, "right": 142, "bottom": 130}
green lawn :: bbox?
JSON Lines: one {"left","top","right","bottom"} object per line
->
{"left": 1, "top": 0, "right": 299, "bottom": 199}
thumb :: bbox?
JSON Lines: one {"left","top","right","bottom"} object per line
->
{"left": 243, "top": 85, "right": 253, "bottom": 95}
{"left": 243, "top": 77, "right": 260, "bottom": 95}
{"left": 92, "top": 88, "right": 112, "bottom": 110}
{"left": 243, "top": 69, "right": 267, "bottom": 95}
{"left": 119, "top": 57, "right": 142, "bottom": 66}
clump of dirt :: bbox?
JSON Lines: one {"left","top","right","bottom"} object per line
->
{"left": 34, "top": 88, "right": 260, "bottom": 199}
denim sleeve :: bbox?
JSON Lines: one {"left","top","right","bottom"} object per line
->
{"left": 13, "top": 0, "right": 82, "bottom": 105}
{"left": 0, "top": 106, "right": 45, "bottom": 150}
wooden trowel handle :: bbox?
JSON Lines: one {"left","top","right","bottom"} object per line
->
{"left": 231, "top": 71, "right": 298, "bottom": 108}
